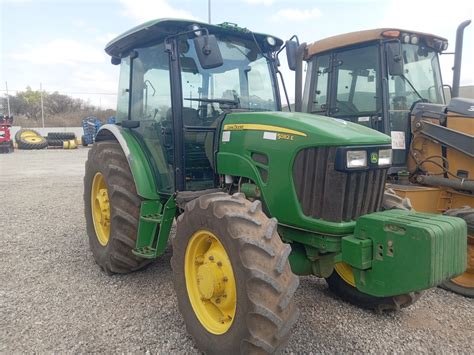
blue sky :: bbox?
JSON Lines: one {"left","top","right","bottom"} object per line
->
{"left": 1, "top": 0, "right": 473, "bottom": 109}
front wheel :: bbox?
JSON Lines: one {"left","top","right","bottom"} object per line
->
{"left": 84, "top": 141, "right": 150, "bottom": 274}
{"left": 172, "top": 193, "right": 299, "bottom": 354}
{"left": 326, "top": 262, "right": 422, "bottom": 313}
{"left": 440, "top": 207, "right": 474, "bottom": 298}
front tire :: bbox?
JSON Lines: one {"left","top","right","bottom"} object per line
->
{"left": 440, "top": 206, "right": 474, "bottom": 298}
{"left": 172, "top": 193, "right": 299, "bottom": 354}
{"left": 326, "top": 263, "right": 422, "bottom": 313}
{"left": 84, "top": 141, "right": 150, "bottom": 274}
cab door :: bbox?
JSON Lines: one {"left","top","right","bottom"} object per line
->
{"left": 330, "top": 43, "right": 383, "bottom": 131}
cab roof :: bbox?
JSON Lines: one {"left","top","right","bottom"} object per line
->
{"left": 105, "top": 18, "right": 283, "bottom": 57}
{"left": 305, "top": 28, "right": 447, "bottom": 59}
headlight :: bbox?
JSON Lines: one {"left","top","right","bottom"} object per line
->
{"left": 346, "top": 150, "right": 367, "bottom": 168}
{"left": 378, "top": 149, "right": 392, "bottom": 166}
{"left": 266, "top": 36, "right": 276, "bottom": 46}
{"left": 410, "top": 36, "right": 419, "bottom": 45}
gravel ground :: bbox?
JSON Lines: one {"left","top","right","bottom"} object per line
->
{"left": 1, "top": 149, "right": 473, "bottom": 353}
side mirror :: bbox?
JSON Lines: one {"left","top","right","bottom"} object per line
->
{"left": 111, "top": 56, "right": 121, "bottom": 65}
{"left": 194, "top": 34, "right": 223, "bottom": 69}
{"left": 386, "top": 41, "right": 404, "bottom": 76}
{"left": 286, "top": 40, "right": 298, "bottom": 71}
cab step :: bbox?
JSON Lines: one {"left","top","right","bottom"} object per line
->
{"left": 132, "top": 246, "right": 157, "bottom": 259}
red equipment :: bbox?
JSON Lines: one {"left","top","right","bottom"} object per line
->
{"left": 0, "top": 114, "right": 14, "bottom": 154}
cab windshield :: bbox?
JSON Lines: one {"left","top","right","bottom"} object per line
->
{"left": 388, "top": 43, "right": 444, "bottom": 110}
{"left": 179, "top": 34, "right": 278, "bottom": 123}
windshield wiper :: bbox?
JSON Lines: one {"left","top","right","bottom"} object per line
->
{"left": 184, "top": 97, "right": 240, "bottom": 107}
{"left": 400, "top": 74, "right": 427, "bottom": 102}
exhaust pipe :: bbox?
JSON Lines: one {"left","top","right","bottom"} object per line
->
{"left": 452, "top": 20, "right": 471, "bottom": 98}
{"left": 416, "top": 174, "right": 474, "bottom": 192}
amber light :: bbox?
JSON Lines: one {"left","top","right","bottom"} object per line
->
{"left": 382, "top": 30, "right": 400, "bottom": 38}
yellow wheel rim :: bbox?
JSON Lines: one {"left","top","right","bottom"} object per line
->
{"left": 91, "top": 172, "right": 111, "bottom": 246}
{"left": 334, "top": 262, "right": 356, "bottom": 287}
{"left": 20, "top": 130, "right": 39, "bottom": 138}
{"left": 185, "top": 230, "right": 237, "bottom": 335}
{"left": 451, "top": 234, "right": 474, "bottom": 288}
{"left": 23, "top": 136, "right": 43, "bottom": 143}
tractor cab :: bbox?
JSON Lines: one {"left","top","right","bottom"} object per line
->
{"left": 105, "top": 19, "right": 282, "bottom": 193}
{"left": 298, "top": 28, "right": 448, "bottom": 168}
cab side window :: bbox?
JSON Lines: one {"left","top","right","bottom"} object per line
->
{"left": 310, "top": 54, "right": 330, "bottom": 113}
{"left": 116, "top": 57, "right": 130, "bottom": 122}
{"left": 129, "top": 42, "right": 174, "bottom": 193}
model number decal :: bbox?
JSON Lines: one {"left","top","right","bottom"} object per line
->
{"left": 223, "top": 123, "right": 307, "bottom": 137}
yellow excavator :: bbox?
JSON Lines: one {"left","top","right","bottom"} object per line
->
{"left": 286, "top": 20, "right": 473, "bottom": 300}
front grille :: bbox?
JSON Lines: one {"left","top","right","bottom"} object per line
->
{"left": 293, "top": 147, "right": 387, "bottom": 222}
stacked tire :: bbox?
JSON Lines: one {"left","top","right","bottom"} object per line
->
{"left": 46, "top": 132, "right": 76, "bottom": 148}
{"left": 15, "top": 129, "right": 48, "bottom": 150}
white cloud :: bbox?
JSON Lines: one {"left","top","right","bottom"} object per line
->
{"left": 244, "top": 0, "right": 274, "bottom": 5}
{"left": 380, "top": 0, "right": 474, "bottom": 85}
{"left": 96, "top": 33, "right": 118, "bottom": 44}
{"left": 9, "top": 39, "right": 106, "bottom": 65}
{"left": 271, "top": 7, "right": 321, "bottom": 22}
{"left": 119, "top": 0, "right": 199, "bottom": 23}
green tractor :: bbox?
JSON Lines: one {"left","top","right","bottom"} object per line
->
{"left": 84, "top": 19, "right": 467, "bottom": 353}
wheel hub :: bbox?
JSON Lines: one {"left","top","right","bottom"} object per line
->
{"left": 91, "top": 173, "right": 110, "bottom": 246}
{"left": 197, "top": 263, "right": 225, "bottom": 300}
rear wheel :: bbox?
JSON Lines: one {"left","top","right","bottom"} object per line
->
{"left": 441, "top": 207, "right": 474, "bottom": 298}
{"left": 172, "top": 193, "right": 299, "bottom": 354}
{"left": 84, "top": 141, "right": 150, "bottom": 274}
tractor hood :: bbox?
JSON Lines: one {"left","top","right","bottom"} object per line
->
{"left": 221, "top": 111, "right": 391, "bottom": 147}
{"left": 217, "top": 110, "right": 392, "bottom": 235}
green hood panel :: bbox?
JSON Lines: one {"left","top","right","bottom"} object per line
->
{"left": 223, "top": 111, "right": 391, "bottom": 146}
{"left": 217, "top": 111, "right": 391, "bottom": 235}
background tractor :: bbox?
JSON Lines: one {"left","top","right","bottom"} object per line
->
{"left": 84, "top": 19, "right": 467, "bottom": 353}
{"left": 290, "top": 21, "right": 473, "bottom": 298}
{"left": 0, "top": 114, "right": 14, "bottom": 153}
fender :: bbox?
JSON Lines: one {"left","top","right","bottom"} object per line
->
{"left": 96, "top": 124, "right": 160, "bottom": 200}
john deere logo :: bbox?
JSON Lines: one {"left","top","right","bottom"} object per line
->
{"left": 370, "top": 152, "right": 378, "bottom": 163}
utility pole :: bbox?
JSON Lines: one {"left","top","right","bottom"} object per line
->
{"left": 5, "top": 81, "right": 11, "bottom": 116}
{"left": 40, "top": 83, "right": 45, "bottom": 128}
{"left": 208, "top": 0, "right": 211, "bottom": 24}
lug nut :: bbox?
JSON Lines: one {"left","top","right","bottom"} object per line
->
{"left": 223, "top": 276, "right": 228, "bottom": 282}
{"left": 209, "top": 255, "right": 214, "bottom": 261}
{"left": 217, "top": 261, "right": 222, "bottom": 267}
{"left": 215, "top": 298, "right": 221, "bottom": 304}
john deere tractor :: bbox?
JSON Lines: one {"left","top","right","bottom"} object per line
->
{"left": 291, "top": 20, "right": 473, "bottom": 299}
{"left": 84, "top": 19, "right": 467, "bottom": 353}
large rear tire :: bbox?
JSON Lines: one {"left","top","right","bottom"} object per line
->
{"left": 440, "top": 206, "right": 474, "bottom": 298}
{"left": 172, "top": 192, "right": 299, "bottom": 354}
{"left": 84, "top": 141, "right": 150, "bottom": 274}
